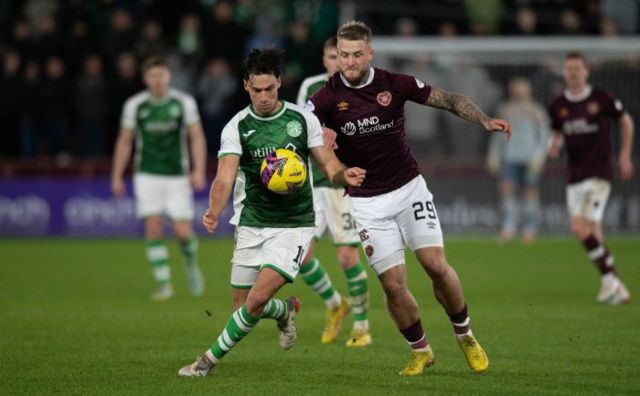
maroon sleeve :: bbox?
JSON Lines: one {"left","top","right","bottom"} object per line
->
{"left": 547, "top": 101, "right": 562, "bottom": 131}
{"left": 600, "top": 91, "right": 625, "bottom": 118}
{"left": 392, "top": 72, "right": 431, "bottom": 104}
{"left": 308, "top": 87, "right": 331, "bottom": 125}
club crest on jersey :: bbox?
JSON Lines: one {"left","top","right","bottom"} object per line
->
{"left": 169, "top": 105, "right": 181, "bottom": 118}
{"left": 364, "top": 245, "right": 374, "bottom": 257}
{"left": 587, "top": 101, "right": 600, "bottom": 115}
{"left": 286, "top": 120, "right": 302, "bottom": 137}
{"left": 337, "top": 101, "right": 349, "bottom": 111}
{"left": 359, "top": 229, "right": 369, "bottom": 242}
{"left": 376, "top": 91, "right": 392, "bottom": 106}
{"left": 559, "top": 107, "right": 569, "bottom": 118}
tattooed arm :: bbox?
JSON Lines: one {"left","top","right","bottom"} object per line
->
{"left": 425, "top": 86, "right": 512, "bottom": 139}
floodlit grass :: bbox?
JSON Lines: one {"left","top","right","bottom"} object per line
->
{"left": 1, "top": 237, "right": 638, "bottom": 395}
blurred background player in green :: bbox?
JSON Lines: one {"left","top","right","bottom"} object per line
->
{"left": 296, "top": 36, "right": 371, "bottom": 347}
{"left": 111, "top": 56, "right": 207, "bottom": 300}
{"left": 487, "top": 77, "right": 549, "bottom": 244}
{"left": 179, "top": 48, "right": 366, "bottom": 377}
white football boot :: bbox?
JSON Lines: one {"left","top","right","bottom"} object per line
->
{"left": 597, "top": 274, "right": 631, "bottom": 305}
{"left": 277, "top": 297, "right": 300, "bottom": 350}
{"left": 178, "top": 352, "right": 215, "bottom": 377}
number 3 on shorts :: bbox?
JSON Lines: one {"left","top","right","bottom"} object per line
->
{"left": 412, "top": 201, "right": 437, "bottom": 221}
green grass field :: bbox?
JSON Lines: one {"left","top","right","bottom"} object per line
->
{"left": 1, "top": 237, "right": 639, "bottom": 395}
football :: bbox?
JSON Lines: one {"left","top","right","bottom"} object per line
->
{"left": 260, "top": 148, "right": 307, "bottom": 194}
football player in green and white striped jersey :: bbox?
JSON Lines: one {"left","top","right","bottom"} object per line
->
{"left": 178, "top": 48, "right": 366, "bottom": 377}
{"left": 111, "top": 56, "right": 207, "bottom": 301}
{"left": 296, "top": 36, "right": 371, "bottom": 347}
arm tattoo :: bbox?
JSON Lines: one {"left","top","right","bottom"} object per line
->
{"left": 425, "top": 87, "right": 491, "bottom": 126}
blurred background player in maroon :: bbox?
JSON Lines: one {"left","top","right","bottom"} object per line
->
{"left": 548, "top": 52, "right": 634, "bottom": 305}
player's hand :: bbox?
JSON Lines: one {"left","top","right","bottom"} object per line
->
{"left": 618, "top": 156, "right": 633, "bottom": 180}
{"left": 322, "top": 127, "right": 338, "bottom": 149}
{"left": 344, "top": 167, "right": 366, "bottom": 187}
{"left": 547, "top": 143, "right": 561, "bottom": 158}
{"left": 202, "top": 208, "right": 218, "bottom": 234}
{"left": 483, "top": 118, "right": 512, "bottom": 141}
{"left": 191, "top": 171, "right": 206, "bottom": 191}
{"left": 111, "top": 178, "right": 126, "bottom": 198}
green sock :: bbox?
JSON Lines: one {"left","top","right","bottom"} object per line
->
{"left": 179, "top": 234, "right": 198, "bottom": 267}
{"left": 299, "top": 258, "right": 341, "bottom": 309}
{"left": 344, "top": 262, "right": 369, "bottom": 330}
{"left": 260, "top": 299, "right": 289, "bottom": 321}
{"left": 210, "top": 305, "right": 259, "bottom": 361}
{"left": 146, "top": 239, "right": 171, "bottom": 285}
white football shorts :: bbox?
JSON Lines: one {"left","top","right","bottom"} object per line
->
{"left": 230, "top": 226, "right": 315, "bottom": 288}
{"left": 133, "top": 173, "right": 194, "bottom": 220}
{"left": 566, "top": 177, "right": 611, "bottom": 223}
{"left": 350, "top": 175, "right": 443, "bottom": 276}
{"left": 313, "top": 186, "right": 360, "bottom": 245}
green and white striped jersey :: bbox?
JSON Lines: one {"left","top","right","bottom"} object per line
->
{"left": 218, "top": 101, "right": 324, "bottom": 228}
{"left": 296, "top": 73, "right": 340, "bottom": 189}
{"left": 121, "top": 89, "right": 200, "bottom": 175}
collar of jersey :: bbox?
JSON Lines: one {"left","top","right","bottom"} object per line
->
{"left": 564, "top": 84, "right": 592, "bottom": 103}
{"left": 146, "top": 90, "right": 172, "bottom": 105}
{"left": 339, "top": 67, "right": 375, "bottom": 89}
{"left": 248, "top": 101, "right": 287, "bottom": 120}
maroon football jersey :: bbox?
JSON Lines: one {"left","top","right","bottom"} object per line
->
{"left": 548, "top": 86, "right": 624, "bottom": 183}
{"left": 308, "top": 68, "right": 431, "bottom": 197}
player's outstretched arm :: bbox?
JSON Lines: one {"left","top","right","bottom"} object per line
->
{"left": 202, "top": 155, "right": 239, "bottom": 234}
{"left": 110, "top": 128, "right": 135, "bottom": 198}
{"left": 424, "top": 86, "right": 512, "bottom": 140}
{"left": 618, "top": 112, "right": 634, "bottom": 180}
{"left": 188, "top": 122, "right": 208, "bottom": 191}
{"left": 310, "top": 146, "right": 365, "bottom": 187}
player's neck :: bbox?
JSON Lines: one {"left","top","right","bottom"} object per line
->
{"left": 252, "top": 100, "right": 283, "bottom": 117}
{"left": 564, "top": 84, "right": 592, "bottom": 102}
{"left": 149, "top": 89, "right": 169, "bottom": 102}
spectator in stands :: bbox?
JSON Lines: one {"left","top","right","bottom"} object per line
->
{"left": 75, "top": 54, "right": 108, "bottom": 157}
{"left": 40, "top": 56, "right": 71, "bottom": 160}
{"left": 64, "top": 19, "right": 98, "bottom": 78}
{"left": 556, "top": 8, "right": 583, "bottom": 35}
{"left": 103, "top": 8, "right": 136, "bottom": 60}
{"left": 601, "top": 0, "right": 638, "bottom": 35}
{"left": 487, "top": 78, "right": 549, "bottom": 243}
{"left": 0, "top": 50, "right": 22, "bottom": 157}
{"left": 106, "top": 52, "right": 143, "bottom": 153}
{"left": 197, "top": 57, "right": 237, "bottom": 154}
{"left": 17, "top": 61, "right": 42, "bottom": 157}
{"left": 135, "top": 19, "right": 166, "bottom": 61}
{"left": 176, "top": 13, "right": 203, "bottom": 63}
{"left": 31, "top": 14, "right": 63, "bottom": 61}
{"left": 510, "top": 7, "right": 539, "bottom": 35}
{"left": 203, "top": 0, "right": 248, "bottom": 69}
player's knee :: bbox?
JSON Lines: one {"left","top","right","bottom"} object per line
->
{"left": 421, "top": 252, "right": 449, "bottom": 279}
{"left": 381, "top": 277, "right": 407, "bottom": 299}
{"left": 570, "top": 218, "right": 591, "bottom": 239}
{"left": 337, "top": 246, "right": 359, "bottom": 269}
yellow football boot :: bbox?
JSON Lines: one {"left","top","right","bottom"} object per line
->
{"left": 321, "top": 298, "right": 351, "bottom": 344}
{"left": 345, "top": 329, "right": 372, "bottom": 347}
{"left": 399, "top": 348, "right": 435, "bottom": 376}
{"left": 457, "top": 333, "right": 489, "bottom": 373}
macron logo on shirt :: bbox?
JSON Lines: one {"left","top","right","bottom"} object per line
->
{"left": 243, "top": 129, "right": 256, "bottom": 138}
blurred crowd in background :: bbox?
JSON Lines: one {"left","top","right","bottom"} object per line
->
{"left": 0, "top": 0, "right": 638, "bottom": 162}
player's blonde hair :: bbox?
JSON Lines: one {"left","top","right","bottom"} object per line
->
{"left": 337, "top": 20, "right": 372, "bottom": 43}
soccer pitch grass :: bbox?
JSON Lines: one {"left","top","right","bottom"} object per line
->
{"left": 1, "top": 237, "right": 638, "bottom": 395}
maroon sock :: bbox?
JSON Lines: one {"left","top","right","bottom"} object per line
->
{"left": 581, "top": 235, "right": 615, "bottom": 275}
{"left": 400, "top": 319, "right": 428, "bottom": 350}
{"left": 448, "top": 304, "right": 470, "bottom": 335}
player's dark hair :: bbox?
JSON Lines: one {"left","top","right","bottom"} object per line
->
{"left": 141, "top": 56, "right": 168, "bottom": 73}
{"left": 337, "top": 20, "right": 372, "bottom": 43}
{"left": 324, "top": 35, "right": 337, "bottom": 49}
{"left": 241, "top": 48, "right": 286, "bottom": 81}
{"left": 565, "top": 51, "right": 588, "bottom": 66}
